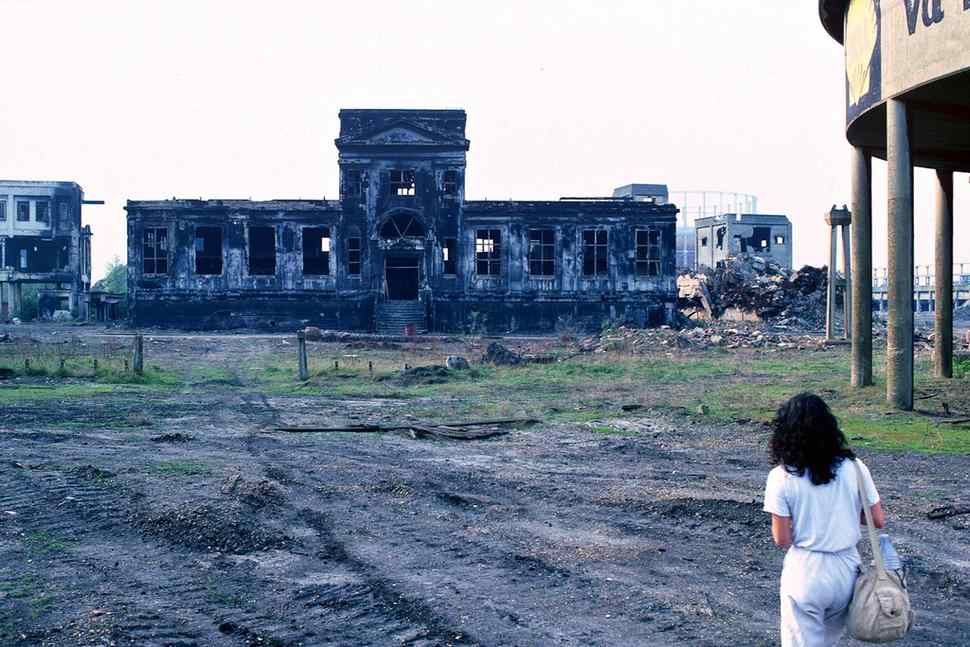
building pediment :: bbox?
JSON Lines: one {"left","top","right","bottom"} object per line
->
{"left": 366, "top": 124, "right": 440, "bottom": 145}
{"left": 335, "top": 116, "right": 470, "bottom": 151}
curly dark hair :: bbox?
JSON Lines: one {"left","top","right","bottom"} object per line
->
{"left": 769, "top": 392, "right": 855, "bottom": 486}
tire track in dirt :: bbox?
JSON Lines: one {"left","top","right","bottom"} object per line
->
{"left": 0, "top": 463, "right": 211, "bottom": 646}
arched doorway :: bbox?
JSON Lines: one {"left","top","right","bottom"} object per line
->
{"left": 379, "top": 212, "right": 425, "bottom": 301}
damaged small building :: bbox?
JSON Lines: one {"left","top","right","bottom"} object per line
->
{"left": 126, "top": 109, "right": 678, "bottom": 333}
{"left": 694, "top": 213, "right": 792, "bottom": 270}
{"left": 0, "top": 181, "right": 93, "bottom": 320}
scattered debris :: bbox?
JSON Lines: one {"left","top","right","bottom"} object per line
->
{"left": 446, "top": 355, "right": 470, "bottom": 370}
{"left": 72, "top": 465, "right": 116, "bottom": 481}
{"left": 132, "top": 503, "right": 290, "bottom": 554}
{"left": 580, "top": 322, "right": 830, "bottom": 354}
{"left": 482, "top": 342, "right": 522, "bottom": 366}
{"left": 275, "top": 417, "right": 538, "bottom": 441}
{"left": 392, "top": 365, "right": 453, "bottom": 386}
{"left": 954, "top": 302, "right": 970, "bottom": 322}
{"left": 928, "top": 504, "right": 970, "bottom": 521}
{"left": 303, "top": 326, "right": 323, "bottom": 341}
{"left": 222, "top": 473, "right": 285, "bottom": 509}
{"left": 150, "top": 432, "right": 193, "bottom": 443}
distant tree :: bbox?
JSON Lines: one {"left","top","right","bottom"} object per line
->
{"left": 94, "top": 256, "right": 127, "bottom": 294}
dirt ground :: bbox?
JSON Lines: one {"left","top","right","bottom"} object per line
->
{"left": 1, "top": 325, "right": 968, "bottom": 646}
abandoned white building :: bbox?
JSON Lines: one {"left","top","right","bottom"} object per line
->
{"left": 0, "top": 180, "right": 93, "bottom": 320}
{"left": 694, "top": 213, "right": 793, "bottom": 270}
{"left": 125, "top": 109, "right": 679, "bottom": 333}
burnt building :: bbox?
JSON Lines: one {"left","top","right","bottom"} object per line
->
{"left": 126, "top": 109, "right": 678, "bottom": 333}
{"left": 694, "top": 213, "right": 792, "bottom": 270}
{"left": 0, "top": 181, "right": 93, "bottom": 320}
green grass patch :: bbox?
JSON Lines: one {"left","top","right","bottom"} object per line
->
{"left": 954, "top": 355, "right": 970, "bottom": 380}
{"left": 23, "top": 531, "right": 72, "bottom": 557}
{"left": 0, "top": 573, "right": 38, "bottom": 598}
{"left": 150, "top": 459, "right": 211, "bottom": 477}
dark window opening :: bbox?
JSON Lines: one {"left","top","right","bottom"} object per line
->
{"left": 635, "top": 228, "right": 662, "bottom": 277}
{"left": 528, "top": 229, "right": 556, "bottom": 277}
{"left": 9, "top": 236, "right": 70, "bottom": 273}
{"left": 715, "top": 227, "right": 726, "bottom": 250}
{"left": 343, "top": 168, "right": 362, "bottom": 198}
{"left": 443, "top": 170, "right": 459, "bottom": 195}
{"left": 741, "top": 226, "right": 772, "bottom": 253}
{"left": 16, "top": 201, "right": 30, "bottom": 222}
{"left": 700, "top": 236, "right": 708, "bottom": 247}
{"left": 346, "top": 237, "right": 361, "bottom": 276}
{"left": 582, "top": 229, "right": 608, "bottom": 277}
{"left": 0, "top": 199, "right": 6, "bottom": 222}
{"left": 379, "top": 213, "right": 424, "bottom": 239}
{"left": 443, "top": 238, "right": 457, "bottom": 275}
{"left": 194, "top": 226, "right": 223, "bottom": 275}
{"left": 475, "top": 229, "right": 502, "bottom": 276}
{"left": 390, "top": 169, "right": 416, "bottom": 197}
{"left": 248, "top": 226, "right": 276, "bottom": 276}
{"left": 302, "top": 227, "right": 331, "bottom": 275}
{"left": 35, "top": 201, "right": 49, "bottom": 225}
{"left": 143, "top": 227, "right": 168, "bottom": 275}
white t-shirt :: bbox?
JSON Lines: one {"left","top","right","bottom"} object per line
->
{"left": 763, "top": 458, "right": 880, "bottom": 553}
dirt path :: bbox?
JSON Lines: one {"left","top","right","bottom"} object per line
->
{"left": 1, "top": 332, "right": 968, "bottom": 646}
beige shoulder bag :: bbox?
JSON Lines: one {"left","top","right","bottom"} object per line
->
{"left": 847, "top": 459, "right": 914, "bottom": 642}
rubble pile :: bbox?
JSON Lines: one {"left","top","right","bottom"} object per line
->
{"left": 481, "top": 342, "right": 523, "bottom": 366}
{"left": 579, "top": 323, "right": 830, "bottom": 353}
{"left": 955, "top": 301, "right": 970, "bottom": 322}
{"left": 679, "top": 254, "right": 828, "bottom": 330}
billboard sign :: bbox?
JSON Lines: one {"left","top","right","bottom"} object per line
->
{"left": 845, "top": 0, "right": 970, "bottom": 125}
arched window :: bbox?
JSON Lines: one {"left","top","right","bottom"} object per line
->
{"left": 379, "top": 213, "right": 424, "bottom": 239}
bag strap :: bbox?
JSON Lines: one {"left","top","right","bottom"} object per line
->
{"left": 852, "top": 458, "right": 887, "bottom": 578}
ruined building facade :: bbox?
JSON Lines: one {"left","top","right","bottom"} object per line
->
{"left": 0, "top": 181, "right": 92, "bottom": 320}
{"left": 694, "top": 213, "right": 792, "bottom": 270}
{"left": 126, "top": 109, "right": 678, "bottom": 333}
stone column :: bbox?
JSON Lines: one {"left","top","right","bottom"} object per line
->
{"left": 934, "top": 169, "right": 954, "bottom": 378}
{"left": 9, "top": 282, "right": 22, "bottom": 318}
{"left": 826, "top": 220, "right": 838, "bottom": 340}
{"left": 841, "top": 223, "right": 852, "bottom": 338}
{"left": 851, "top": 147, "right": 873, "bottom": 386}
{"left": 886, "top": 99, "right": 914, "bottom": 410}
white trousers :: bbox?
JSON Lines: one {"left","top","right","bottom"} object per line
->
{"left": 779, "top": 546, "right": 860, "bottom": 647}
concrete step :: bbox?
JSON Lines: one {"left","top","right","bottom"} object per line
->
{"left": 375, "top": 301, "right": 427, "bottom": 335}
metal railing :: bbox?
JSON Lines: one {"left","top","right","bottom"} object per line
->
{"left": 872, "top": 263, "right": 970, "bottom": 289}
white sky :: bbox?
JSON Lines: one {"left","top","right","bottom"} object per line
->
{"left": 1, "top": 0, "right": 966, "bottom": 282}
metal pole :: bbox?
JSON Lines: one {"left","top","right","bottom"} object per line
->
{"left": 851, "top": 147, "right": 873, "bottom": 386}
{"left": 886, "top": 99, "right": 914, "bottom": 410}
{"left": 934, "top": 169, "right": 954, "bottom": 378}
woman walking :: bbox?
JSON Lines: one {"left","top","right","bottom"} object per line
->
{"left": 763, "top": 393, "right": 884, "bottom": 647}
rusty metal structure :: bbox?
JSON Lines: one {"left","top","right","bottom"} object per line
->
{"left": 126, "top": 109, "right": 678, "bottom": 333}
